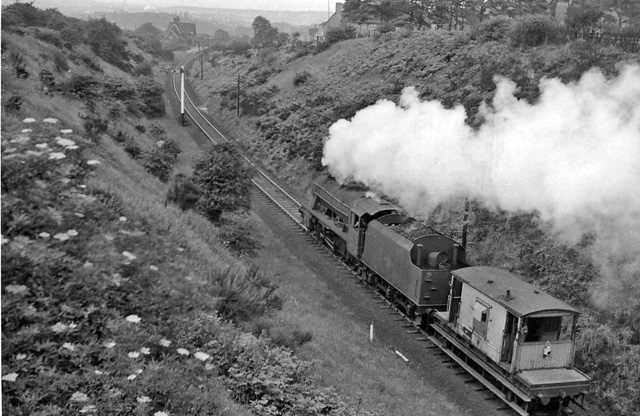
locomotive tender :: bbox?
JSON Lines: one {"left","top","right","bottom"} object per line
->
{"left": 301, "top": 176, "right": 591, "bottom": 415}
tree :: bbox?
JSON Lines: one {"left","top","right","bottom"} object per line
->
{"left": 135, "top": 22, "right": 162, "bottom": 38}
{"left": 87, "top": 17, "right": 129, "bottom": 68}
{"left": 565, "top": 0, "right": 606, "bottom": 39}
{"left": 191, "top": 143, "right": 254, "bottom": 223}
{"left": 606, "top": 0, "right": 640, "bottom": 29}
{"left": 251, "top": 16, "right": 279, "bottom": 49}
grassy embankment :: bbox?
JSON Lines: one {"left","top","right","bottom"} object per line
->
{"left": 1, "top": 13, "right": 467, "bottom": 416}
{"left": 190, "top": 22, "right": 640, "bottom": 416}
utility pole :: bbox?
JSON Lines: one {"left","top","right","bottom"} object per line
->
{"left": 200, "top": 52, "right": 204, "bottom": 80}
{"left": 236, "top": 73, "right": 240, "bottom": 117}
{"left": 180, "top": 66, "right": 185, "bottom": 126}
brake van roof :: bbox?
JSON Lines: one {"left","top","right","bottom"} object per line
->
{"left": 452, "top": 266, "right": 580, "bottom": 317}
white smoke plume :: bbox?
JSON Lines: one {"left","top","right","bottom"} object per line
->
{"left": 323, "top": 65, "right": 640, "bottom": 308}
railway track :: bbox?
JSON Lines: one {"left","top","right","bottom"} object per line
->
{"left": 170, "top": 57, "right": 305, "bottom": 229}
{"left": 169, "top": 55, "right": 594, "bottom": 416}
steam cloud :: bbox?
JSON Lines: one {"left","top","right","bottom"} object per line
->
{"left": 323, "top": 65, "right": 640, "bottom": 307}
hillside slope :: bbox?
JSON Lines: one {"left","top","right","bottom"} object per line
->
{"left": 190, "top": 24, "right": 640, "bottom": 416}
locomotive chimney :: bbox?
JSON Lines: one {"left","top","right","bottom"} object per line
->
{"left": 452, "top": 244, "right": 459, "bottom": 266}
{"left": 416, "top": 244, "right": 424, "bottom": 267}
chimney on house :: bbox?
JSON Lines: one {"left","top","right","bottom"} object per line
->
{"left": 336, "top": 2, "right": 343, "bottom": 13}
{"left": 173, "top": 16, "right": 180, "bottom": 23}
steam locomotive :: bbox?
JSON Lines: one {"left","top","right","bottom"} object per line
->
{"left": 301, "top": 176, "right": 591, "bottom": 416}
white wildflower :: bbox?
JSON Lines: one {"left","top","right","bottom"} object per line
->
{"left": 26, "top": 150, "right": 43, "bottom": 157}
{"left": 205, "top": 363, "right": 214, "bottom": 371}
{"left": 62, "top": 343, "right": 75, "bottom": 351}
{"left": 154, "top": 412, "right": 169, "bottom": 416}
{"left": 128, "top": 351, "right": 140, "bottom": 358}
{"left": 2, "top": 373, "right": 18, "bottom": 382}
{"left": 21, "top": 128, "right": 33, "bottom": 133}
{"left": 1, "top": 236, "right": 9, "bottom": 245}
{"left": 69, "top": 392, "right": 89, "bottom": 402}
{"left": 83, "top": 261, "right": 93, "bottom": 268}
{"left": 23, "top": 118, "right": 36, "bottom": 123}
{"left": 79, "top": 405, "right": 97, "bottom": 413}
{"left": 55, "top": 137, "right": 76, "bottom": 147}
{"left": 60, "top": 129, "right": 73, "bottom": 134}
{"left": 127, "top": 374, "right": 136, "bottom": 380}
{"left": 35, "top": 143, "right": 48, "bottom": 149}
{"left": 94, "top": 370, "right": 104, "bottom": 375}
{"left": 158, "top": 339, "right": 171, "bottom": 347}
{"left": 68, "top": 323, "right": 77, "bottom": 329}
{"left": 119, "top": 216, "right": 127, "bottom": 222}
{"left": 125, "top": 315, "right": 141, "bottom": 323}
{"left": 176, "top": 247, "right": 184, "bottom": 252}
{"left": 122, "top": 251, "right": 137, "bottom": 261}
{"left": 5, "top": 284, "right": 28, "bottom": 294}
{"left": 51, "top": 322, "right": 68, "bottom": 333}
{"left": 149, "top": 265, "right": 158, "bottom": 271}
{"left": 43, "top": 118, "right": 58, "bottom": 124}
{"left": 137, "top": 396, "right": 152, "bottom": 404}
{"left": 176, "top": 348, "right": 189, "bottom": 356}
{"left": 53, "top": 233, "right": 69, "bottom": 241}
{"left": 66, "top": 145, "right": 79, "bottom": 150}
{"left": 194, "top": 352, "right": 210, "bottom": 361}
{"left": 135, "top": 369, "right": 143, "bottom": 374}
{"left": 86, "top": 160, "right": 100, "bottom": 165}
{"left": 103, "top": 341, "right": 116, "bottom": 348}
{"left": 66, "top": 229, "right": 78, "bottom": 236}
{"left": 140, "top": 347, "right": 150, "bottom": 355}
{"left": 48, "top": 152, "right": 66, "bottom": 160}
{"left": 16, "top": 354, "right": 27, "bottom": 360}
{"left": 10, "top": 135, "right": 30, "bottom": 144}
{"left": 39, "top": 232, "right": 50, "bottom": 238}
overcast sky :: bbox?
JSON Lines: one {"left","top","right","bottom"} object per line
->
{"left": 115, "top": 0, "right": 341, "bottom": 12}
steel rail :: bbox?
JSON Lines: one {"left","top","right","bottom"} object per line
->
{"left": 170, "top": 57, "right": 306, "bottom": 230}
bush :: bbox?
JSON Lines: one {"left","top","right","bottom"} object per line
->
{"left": 165, "top": 174, "right": 200, "bottom": 210}
{"left": 325, "top": 26, "right": 356, "bottom": 45}
{"left": 218, "top": 213, "right": 262, "bottom": 258}
{"left": 9, "top": 50, "right": 29, "bottom": 79}
{"left": 51, "top": 50, "right": 69, "bottom": 73}
{"left": 208, "top": 265, "right": 282, "bottom": 323}
{"left": 509, "top": 15, "right": 562, "bottom": 48}
{"left": 80, "top": 112, "right": 109, "bottom": 139}
{"left": 3, "top": 95, "right": 23, "bottom": 113}
{"left": 141, "top": 147, "right": 173, "bottom": 181}
{"left": 191, "top": 143, "right": 253, "bottom": 223}
{"left": 135, "top": 77, "right": 166, "bottom": 118}
{"left": 472, "top": 17, "right": 513, "bottom": 42}
{"left": 293, "top": 70, "right": 312, "bottom": 86}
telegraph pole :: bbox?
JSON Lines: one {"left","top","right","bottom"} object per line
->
{"left": 180, "top": 65, "right": 185, "bottom": 126}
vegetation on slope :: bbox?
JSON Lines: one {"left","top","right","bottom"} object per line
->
{"left": 0, "top": 5, "right": 389, "bottom": 416}
{"left": 190, "top": 14, "right": 640, "bottom": 416}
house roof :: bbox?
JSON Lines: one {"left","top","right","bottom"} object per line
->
{"left": 452, "top": 266, "right": 580, "bottom": 317}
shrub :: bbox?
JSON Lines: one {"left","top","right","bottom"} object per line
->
{"left": 293, "top": 70, "right": 312, "bottom": 86}
{"left": 159, "top": 139, "right": 181, "bottom": 164}
{"left": 9, "top": 50, "right": 29, "bottom": 79}
{"left": 141, "top": 148, "right": 173, "bottom": 181}
{"left": 191, "top": 143, "right": 253, "bottom": 223}
{"left": 218, "top": 213, "right": 262, "bottom": 258}
{"left": 79, "top": 112, "right": 109, "bottom": 139}
{"left": 134, "top": 124, "right": 146, "bottom": 133}
{"left": 325, "top": 26, "right": 356, "bottom": 45}
{"left": 135, "top": 77, "right": 166, "bottom": 118}
{"left": 208, "top": 265, "right": 282, "bottom": 323}
{"left": 62, "top": 74, "right": 101, "bottom": 102}
{"left": 148, "top": 124, "right": 167, "bottom": 141}
{"left": 472, "top": 17, "right": 513, "bottom": 42}
{"left": 509, "top": 15, "right": 562, "bottom": 48}
{"left": 51, "top": 50, "right": 69, "bottom": 73}
{"left": 35, "top": 30, "right": 63, "bottom": 48}
{"left": 123, "top": 140, "right": 142, "bottom": 159}
{"left": 3, "top": 95, "right": 23, "bottom": 113}
{"left": 165, "top": 174, "right": 200, "bottom": 210}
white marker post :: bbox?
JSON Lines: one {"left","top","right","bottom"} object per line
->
{"left": 369, "top": 323, "right": 373, "bottom": 342}
{"left": 180, "top": 65, "right": 185, "bottom": 126}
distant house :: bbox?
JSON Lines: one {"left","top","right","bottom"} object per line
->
{"left": 164, "top": 16, "right": 197, "bottom": 42}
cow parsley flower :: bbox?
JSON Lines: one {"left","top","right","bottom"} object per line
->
{"left": 154, "top": 412, "right": 169, "bottom": 416}
{"left": 137, "top": 396, "right": 152, "bottom": 403}
{"left": 122, "top": 251, "right": 137, "bottom": 261}
{"left": 62, "top": 343, "right": 75, "bottom": 351}
{"left": 48, "top": 152, "right": 66, "bottom": 160}
{"left": 23, "top": 118, "right": 36, "bottom": 123}
{"left": 127, "top": 374, "right": 137, "bottom": 380}
{"left": 51, "top": 322, "right": 68, "bottom": 333}
{"left": 60, "top": 129, "right": 73, "bottom": 134}
{"left": 79, "top": 405, "right": 97, "bottom": 413}
{"left": 43, "top": 118, "right": 58, "bottom": 124}
{"left": 194, "top": 352, "right": 210, "bottom": 361}
{"left": 140, "top": 347, "right": 150, "bottom": 355}
{"left": 55, "top": 137, "right": 76, "bottom": 147}
{"left": 158, "top": 338, "right": 171, "bottom": 347}
{"left": 103, "top": 341, "right": 116, "bottom": 348}
{"left": 176, "top": 348, "right": 189, "bottom": 356}
{"left": 87, "top": 160, "right": 100, "bottom": 165}
{"left": 39, "top": 232, "right": 50, "bottom": 238}
{"left": 125, "top": 315, "right": 141, "bottom": 323}
{"left": 5, "top": 284, "right": 28, "bottom": 294}
{"left": 69, "top": 392, "right": 89, "bottom": 402}
{"left": 128, "top": 351, "right": 140, "bottom": 359}
{"left": 2, "top": 373, "right": 18, "bottom": 382}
